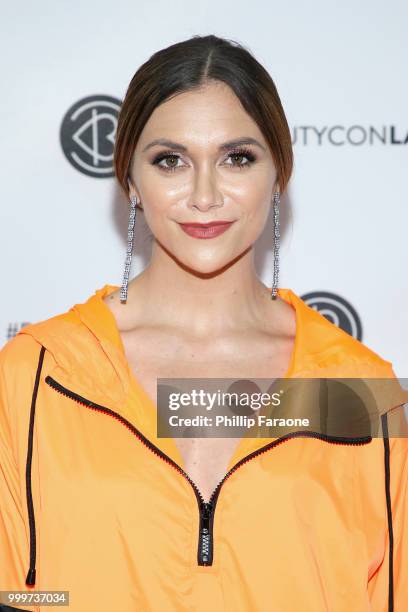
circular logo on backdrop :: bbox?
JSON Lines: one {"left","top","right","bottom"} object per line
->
{"left": 60, "top": 95, "right": 122, "bottom": 178}
{"left": 300, "top": 291, "right": 363, "bottom": 341}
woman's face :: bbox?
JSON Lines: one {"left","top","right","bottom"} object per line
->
{"left": 129, "top": 80, "right": 278, "bottom": 274}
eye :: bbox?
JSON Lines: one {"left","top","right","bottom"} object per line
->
{"left": 151, "top": 152, "right": 185, "bottom": 173}
{"left": 224, "top": 147, "right": 256, "bottom": 169}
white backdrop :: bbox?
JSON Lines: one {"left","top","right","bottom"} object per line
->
{"left": 1, "top": 0, "right": 407, "bottom": 375}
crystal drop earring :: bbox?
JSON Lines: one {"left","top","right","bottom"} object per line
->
{"left": 120, "top": 194, "right": 138, "bottom": 304}
{"left": 270, "top": 191, "right": 280, "bottom": 300}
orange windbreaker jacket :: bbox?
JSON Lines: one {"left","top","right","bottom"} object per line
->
{"left": 0, "top": 284, "right": 407, "bottom": 612}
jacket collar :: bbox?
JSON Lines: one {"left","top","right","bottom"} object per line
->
{"left": 18, "top": 282, "right": 401, "bottom": 397}
{"left": 75, "top": 283, "right": 398, "bottom": 377}
{"left": 17, "top": 283, "right": 407, "bottom": 468}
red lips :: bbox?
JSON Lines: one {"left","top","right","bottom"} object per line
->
{"left": 179, "top": 221, "right": 234, "bottom": 227}
{"left": 178, "top": 220, "right": 236, "bottom": 239}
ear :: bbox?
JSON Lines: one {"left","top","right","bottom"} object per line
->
{"left": 127, "top": 175, "right": 138, "bottom": 200}
{"left": 126, "top": 175, "right": 144, "bottom": 210}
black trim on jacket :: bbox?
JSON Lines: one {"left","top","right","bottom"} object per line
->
{"left": 24, "top": 345, "right": 45, "bottom": 587}
{"left": 381, "top": 411, "right": 394, "bottom": 612}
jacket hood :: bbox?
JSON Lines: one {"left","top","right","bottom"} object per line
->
{"left": 17, "top": 284, "right": 131, "bottom": 411}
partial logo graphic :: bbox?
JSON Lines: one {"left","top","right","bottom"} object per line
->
{"left": 292, "top": 125, "right": 407, "bottom": 146}
{"left": 300, "top": 291, "right": 362, "bottom": 341}
{"left": 60, "top": 95, "right": 122, "bottom": 178}
{"left": 5, "top": 322, "right": 31, "bottom": 342}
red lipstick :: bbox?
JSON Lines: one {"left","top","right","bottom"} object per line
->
{"left": 178, "top": 220, "right": 235, "bottom": 239}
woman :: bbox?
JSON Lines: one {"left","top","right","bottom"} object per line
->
{"left": 0, "top": 34, "right": 407, "bottom": 612}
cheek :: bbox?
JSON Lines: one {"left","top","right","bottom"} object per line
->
{"left": 137, "top": 180, "right": 176, "bottom": 229}
{"left": 231, "top": 171, "right": 274, "bottom": 215}
{"left": 250, "top": 200, "right": 272, "bottom": 231}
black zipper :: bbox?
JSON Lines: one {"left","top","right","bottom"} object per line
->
{"left": 198, "top": 501, "right": 213, "bottom": 565}
{"left": 45, "top": 375, "right": 372, "bottom": 567}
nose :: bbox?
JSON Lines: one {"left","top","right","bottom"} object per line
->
{"left": 188, "top": 164, "right": 224, "bottom": 212}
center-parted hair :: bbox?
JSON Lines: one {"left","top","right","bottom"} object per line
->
{"left": 113, "top": 34, "right": 293, "bottom": 200}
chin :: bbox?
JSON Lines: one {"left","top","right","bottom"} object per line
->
{"left": 174, "top": 248, "right": 247, "bottom": 277}
{"left": 157, "top": 236, "right": 249, "bottom": 274}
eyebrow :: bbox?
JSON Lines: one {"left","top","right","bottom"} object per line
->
{"left": 141, "top": 137, "right": 267, "bottom": 153}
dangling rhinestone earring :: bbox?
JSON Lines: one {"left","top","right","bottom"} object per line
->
{"left": 270, "top": 191, "right": 280, "bottom": 300}
{"left": 120, "top": 194, "right": 138, "bottom": 304}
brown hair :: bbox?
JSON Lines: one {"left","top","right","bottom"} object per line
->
{"left": 113, "top": 34, "right": 293, "bottom": 200}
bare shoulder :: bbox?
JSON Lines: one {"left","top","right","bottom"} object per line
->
{"left": 102, "top": 287, "right": 118, "bottom": 308}
{"left": 258, "top": 288, "right": 297, "bottom": 340}
{"left": 102, "top": 288, "right": 128, "bottom": 331}
{"left": 277, "top": 296, "right": 297, "bottom": 336}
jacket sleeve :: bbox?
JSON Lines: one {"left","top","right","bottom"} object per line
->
{"left": 367, "top": 404, "right": 408, "bottom": 610}
{"left": 0, "top": 335, "right": 39, "bottom": 612}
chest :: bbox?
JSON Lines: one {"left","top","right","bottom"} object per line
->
{"left": 121, "top": 340, "right": 293, "bottom": 503}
